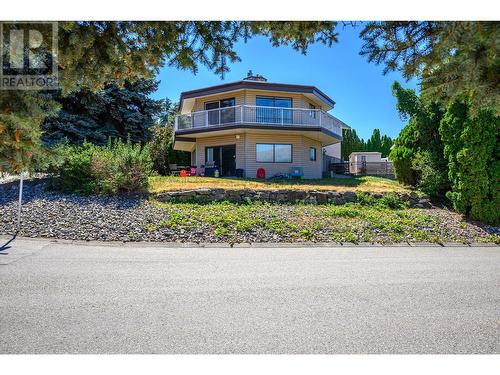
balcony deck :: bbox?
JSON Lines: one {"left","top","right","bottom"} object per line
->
{"left": 175, "top": 105, "right": 346, "bottom": 139}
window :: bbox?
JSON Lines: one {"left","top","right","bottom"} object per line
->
{"left": 256, "top": 96, "right": 292, "bottom": 124}
{"left": 256, "top": 144, "right": 292, "bottom": 163}
{"left": 204, "top": 98, "right": 235, "bottom": 125}
{"left": 275, "top": 144, "right": 292, "bottom": 163}
{"left": 308, "top": 103, "right": 317, "bottom": 120}
{"left": 309, "top": 147, "right": 317, "bottom": 161}
{"left": 256, "top": 144, "right": 274, "bottom": 162}
{"left": 206, "top": 147, "right": 214, "bottom": 163}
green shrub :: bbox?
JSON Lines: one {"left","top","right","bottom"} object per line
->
{"left": 356, "top": 192, "right": 407, "bottom": 210}
{"left": 439, "top": 99, "right": 499, "bottom": 225}
{"left": 148, "top": 125, "right": 190, "bottom": 175}
{"left": 411, "top": 151, "right": 449, "bottom": 197}
{"left": 389, "top": 81, "right": 448, "bottom": 195}
{"left": 377, "top": 193, "right": 408, "bottom": 209}
{"left": 52, "top": 139, "right": 152, "bottom": 195}
{"left": 356, "top": 192, "right": 377, "bottom": 206}
{"left": 389, "top": 144, "right": 417, "bottom": 186}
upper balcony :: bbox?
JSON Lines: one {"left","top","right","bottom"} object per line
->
{"left": 175, "top": 105, "right": 345, "bottom": 139}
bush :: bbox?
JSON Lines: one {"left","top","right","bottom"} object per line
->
{"left": 356, "top": 192, "right": 408, "bottom": 210}
{"left": 440, "top": 99, "right": 499, "bottom": 225}
{"left": 52, "top": 139, "right": 152, "bottom": 195}
{"left": 148, "top": 124, "right": 190, "bottom": 175}
{"left": 389, "top": 143, "right": 417, "bottom": 186}
{"left": 411, "top": 151, "right": 449, "bottom": 198}
{"left": 390, "top": 81, "right": 448, "bottom": 195}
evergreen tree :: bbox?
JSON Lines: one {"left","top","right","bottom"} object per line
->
{"left": 389, "top": 81, "right": 449, "bottom": 196}
{"left": 341, "top": 128, "right": 364, "bottom": 160}
{"left": 1, "top": 21, "right": 339, "bottom": 173}
{"left": 360, "top": 21, "right": 499, "bottom": 112}
{"left": 439, "top": 99, "right": 499, "bottom": 224}
{"left": 380, "top": 135, "right": 393, "bottom": 158}
{"left": 367, "top": 129, "right": 382, "bottom": 152}
{"left": 42, "top": 79, "right": 163, "bottom": 146}
{"left": 341, "top": 128, "right": 392, "bottom": 160}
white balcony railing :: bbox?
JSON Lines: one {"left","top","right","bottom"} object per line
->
{"left": 175, "top": 105, "right": 343, "bottom": 137}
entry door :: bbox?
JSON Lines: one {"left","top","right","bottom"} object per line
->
{"left": 221, "top": 145, "right": 236, "bottom": 176}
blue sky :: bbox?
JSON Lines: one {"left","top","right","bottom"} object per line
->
{"left": 152, "top": 25, "right": 419, "bottom": 140}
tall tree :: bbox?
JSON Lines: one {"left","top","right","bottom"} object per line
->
{"left": 41, "top": 79, "right": 162, "bottom": 146}
{"left": 341, "top": 128, "right": 364, "bottom": 160}
{"left": 380, "top": 135, "right": 393, "bottom": 158}
{"left": 439, "top": 99, "right": 499, "bottom": 224}
{"left": 341, "top": 128, "right": 392, "bottom": 160}
{"left": 1, "top": 21, "right": 339, "bottom": 173}
{"left": 389, "top": 81, "right": 448, "bottom": 196}
{"left": 360, "top": 21, "right": 499, "bottom": 112}
{"left": 366, "top": 128, "right": 382, "bottom": 152}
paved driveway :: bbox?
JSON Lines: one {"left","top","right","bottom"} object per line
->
{"left": 0, "top": 237, "right": 498, "bottom": 353}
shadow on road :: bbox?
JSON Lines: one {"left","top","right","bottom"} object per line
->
{"left": 0, "top": 233, "right": 17, "bottom": 254}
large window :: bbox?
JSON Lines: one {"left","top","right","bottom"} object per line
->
{"left": 256, "top": 96, "right": 292, "bottom": 124}
{"left": 256, "top": 143, "right": 292, "bottom": 163}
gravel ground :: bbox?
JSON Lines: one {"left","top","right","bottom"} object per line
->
{"left": 0, "top": 179, "right": 498, "bottom": 243}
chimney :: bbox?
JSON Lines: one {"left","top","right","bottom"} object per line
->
{"left": 244, "top": 71, "right": 267, "bottom": 82}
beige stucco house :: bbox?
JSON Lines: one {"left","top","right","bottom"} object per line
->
{"left": 173, "top": 73, "right": 350, "bottom": 179}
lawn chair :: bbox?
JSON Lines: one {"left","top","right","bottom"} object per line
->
{"left": 169, "top": 164, "right": 181, "bottom": 176}
{"left": 288, "top": 166, "right": 304, "bottom": 180}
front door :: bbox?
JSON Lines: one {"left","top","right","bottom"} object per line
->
{"left": 221, "top": 145, "right": 236, "bottom": 176}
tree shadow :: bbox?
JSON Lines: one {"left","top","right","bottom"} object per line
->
{"left": 0, "top": 233, "right": 16, "bottom": 254}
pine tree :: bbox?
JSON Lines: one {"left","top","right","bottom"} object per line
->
{"left": 360, "top": 21, "right": 499, "bottom": 112}
{"left": 41, "top": 79, "right": 163, "bottom": 146}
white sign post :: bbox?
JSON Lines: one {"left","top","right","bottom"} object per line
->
{"left": 17, "top": 172, "right": 24, "bottom": 232}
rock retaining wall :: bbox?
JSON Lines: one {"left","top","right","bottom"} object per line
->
{"left": 155, "top": 188, "right": 432, "bottom": 208}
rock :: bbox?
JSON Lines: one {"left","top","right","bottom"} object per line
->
{"left": 195, "top": 188, "right": 212, "bottom": 195}
{"left": 343, "top": 192, "right": 357, "bottom": 202}
{"left": 315, "top": 192, "right": 328, "bottom": 204}
{"left": 409, "top": 191, "right": 419, "bottom": 199}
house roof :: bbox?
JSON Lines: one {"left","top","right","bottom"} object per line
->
{"left": 178, "top": 79, "right": 336, "bottom": 112}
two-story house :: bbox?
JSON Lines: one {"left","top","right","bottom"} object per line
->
{"left": 173, "top": 72, "right": 349, "bottom": 179}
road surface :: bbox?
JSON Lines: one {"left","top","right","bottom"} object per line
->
{"left": 0, "top": 237, "right": 498, "bottom": 353}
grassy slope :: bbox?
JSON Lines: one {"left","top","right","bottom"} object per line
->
{"left": 147, "top": 200, "right": 498, "bottom": 244}
{"left": 149, "top": 176, "right": 408, "bottom": 193}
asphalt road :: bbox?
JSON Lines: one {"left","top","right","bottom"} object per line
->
{"left": 0, "top": 237, "right": 498, "bottom": 354}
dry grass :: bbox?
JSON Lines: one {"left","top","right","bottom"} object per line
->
{"left": 149, "top": 175, "right": 409, "bottom": 193}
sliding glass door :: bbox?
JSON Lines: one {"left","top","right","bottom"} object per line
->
{"left": 256, "top": 96, "right": 292, "bottom": 124}
{"left": 205, "top": 98, "right": 236, "bottom": 125}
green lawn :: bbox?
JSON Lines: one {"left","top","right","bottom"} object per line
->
{"left": 149, "top": 175, "right": 408, "bottom": 194}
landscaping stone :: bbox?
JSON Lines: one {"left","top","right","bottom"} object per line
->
{"left": 1, "top": 179, "right": 497, "bottom": 244}
{"left": 154, "top": 187, "right": 435, "bottom": 206}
